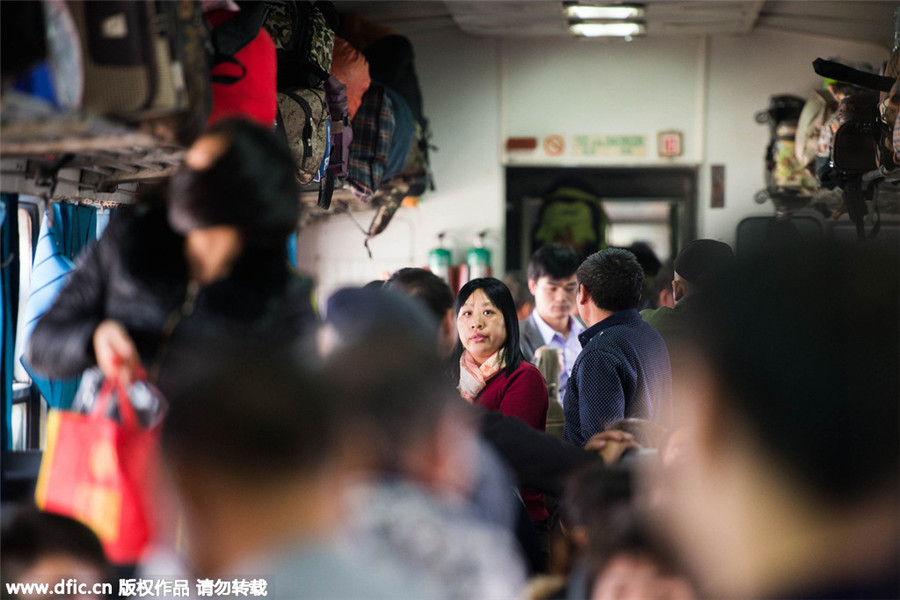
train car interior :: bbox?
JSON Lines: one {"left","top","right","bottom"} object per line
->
{"left": 1, "top": 0, "right": 897, "bottom": 595}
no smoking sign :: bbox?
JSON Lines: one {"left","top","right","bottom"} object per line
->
{"left": 543, "top": 135, "right": 565, "bottom": 156}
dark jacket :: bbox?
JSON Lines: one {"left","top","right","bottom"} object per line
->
{"left": 474, "top": 405, "right": 597, "bottom": 496}
{"left": 563, "top": 309, "right": 672, "bottom": 445}
{"left": 25, "top": 205, "right": 317, "bottom": 390}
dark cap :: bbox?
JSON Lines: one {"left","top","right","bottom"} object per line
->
{"left": 674, "top": 239, "right": 734, "bottom": 285}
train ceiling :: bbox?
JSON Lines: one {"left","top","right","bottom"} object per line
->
{"left": 335, "top": 1, "right": 896, "bottom": 49}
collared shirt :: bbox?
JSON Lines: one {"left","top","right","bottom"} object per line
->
{"left": 563, "top": 309, "right": 672, "bottom": 446}
{"left": 530, "top": 311, "right": 584, "bottom": 406}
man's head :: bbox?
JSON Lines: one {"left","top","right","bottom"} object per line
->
{"left": 661, "top": 241, "right": 899, "bottom": 597}
{"left": 2, "top": 509, "right": 111, "bottom": 600}
{"left": 324, "top": 330, "right": 478, "bottom": 497}
{"left": 576, "top": 248, "right": 643, "bottom": 324}
{"left": 319, "top": 286, "right": 438, "bottom": 358}
{"left": 671, "top": 239, "right": 734, "bottom": 302}
{"left": 528, "top": 244, "right": 580, "bottom": 328}
{"left": 385, "top": 268, "right": 457, "bottom": 357}
{"left": 161, "top": 354, "right": 343, "bottom": 575}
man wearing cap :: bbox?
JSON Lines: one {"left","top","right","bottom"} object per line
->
{"left": 641, "top": 239, "right": 735, "bottom": 355}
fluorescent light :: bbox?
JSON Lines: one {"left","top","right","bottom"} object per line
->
{"left": 564, "top": 5, "right": 645, "bottom": 20}
{"left": 569, "top": 21, "right": 646, "bottom": 37}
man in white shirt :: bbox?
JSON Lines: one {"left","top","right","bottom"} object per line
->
{"left": 519, "top": 244, "right": 584, "bottom": 407}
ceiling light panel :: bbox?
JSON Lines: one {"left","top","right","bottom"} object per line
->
{"left": 569, "top": 21, "right": 646, "bottom": 37}
{"left": 564, "top": 4, "right": 645, "bottom": 20}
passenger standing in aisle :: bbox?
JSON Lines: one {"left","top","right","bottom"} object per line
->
{"left": 25, "top": 118, "right": 317, "bottom": 392}
{"left": 519, "top": 243, "right": 584, "bottom": 408}
{"left": 452, "top": 278, "right": 550, "bottom": 529}
{"left": 384, "top": 268, "right": 638, "bottom": 497}
{"left": 564, "top": 248, "right": 671, "bottom": 446}
{"left": 640, "top": 238, "right": 734, "bottom": 353}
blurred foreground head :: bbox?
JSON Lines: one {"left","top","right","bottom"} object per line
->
{"left": 321, "top": 290, "right": 477, "bottom": 495}
{"left": 167, "top": 117, "right": 300, "bottom": 246}
{"left": 319, "top": 286, "right": 439, "bottom": 358}
{"left": 161, "top": 355, "right": 342, "bottom": 576}
{"left": 662, "top": 241, "right": 899, "bottom": 598}
{"left": 2, "top": 508, "right": 111, "bottom": 600}
{"left": 385, "top": 268, "right": 458, "bottom": 357}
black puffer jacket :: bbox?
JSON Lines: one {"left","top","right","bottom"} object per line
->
{"left": 25, "top": 204, "right": 318, "bottom": 388}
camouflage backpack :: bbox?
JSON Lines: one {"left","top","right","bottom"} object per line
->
{"left": 275, "top": 86, "right": 330, "bottom": 186}
{"left": 263, "top": 0, "right": 338, "bottom": 91}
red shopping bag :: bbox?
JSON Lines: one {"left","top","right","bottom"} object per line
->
{"left": 35, "top": 377, "right": 161, "bottom": 564}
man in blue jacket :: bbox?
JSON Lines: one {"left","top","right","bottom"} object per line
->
{"left": 564, "top": 248, "right": 672, "bottom": 446}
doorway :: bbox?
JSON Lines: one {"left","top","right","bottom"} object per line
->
{"left": 505, "top": 166, "right": 698, "bottom": 272}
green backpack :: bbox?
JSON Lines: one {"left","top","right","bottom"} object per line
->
{"left": 532, "top": 186, "right": 607, "bottom": 260}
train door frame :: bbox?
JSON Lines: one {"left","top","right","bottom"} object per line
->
{"left": 504, "top": 166, "right": 698, "bottom": 272}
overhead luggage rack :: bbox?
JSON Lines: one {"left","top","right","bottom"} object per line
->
{"left": 0, "top": 93, "right": 389, "bottom": 221}
{"left": 0, "top": 93, "right": 185, "bottom": 203}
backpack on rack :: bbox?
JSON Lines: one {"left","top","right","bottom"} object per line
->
{"left": 878, "top": 46, "right": 900, "bottom": 174}
{"left": 363, "top": 33, "right": 435, "bottom": 194}
{"left": 755, "top": 94, "right": 817, "bottom": 210}
{"left": 275, "top": 86, "right": 330, "bottom": 186}
{"left": 532, "top": 185, "right": 607, "bottom": 262}
{"left": 794, "top": 89, "right": 838, "bottom": 176}
{"left": 381, "top": 85, "right": 415, "bottom": 185}
{"left": 812, "top": 58, "right": 891, "bottom": 238}
{"left": 207, "top": 3, "right": 277, "bottom": 126}
{"left": 330, "top": 36, "right": 371, "bottom": 119}
{"left": 68, "top": 0, "right": 213, "bottom": 142}
{"left": 263, "top": 0, "right": 338, "bottom": 91}
{"left": 347, "top": 83, "right": 395, "bottom": 202}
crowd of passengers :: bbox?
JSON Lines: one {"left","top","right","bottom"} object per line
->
{"left": 3, "top": 118, "right": 898, "bottom": 600}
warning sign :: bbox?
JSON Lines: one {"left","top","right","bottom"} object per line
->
{"left": 543, "top": 135, "right": 565, "bottom": 156}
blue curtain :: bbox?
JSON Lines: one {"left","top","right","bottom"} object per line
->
{"left": 19, "top": 203, "right": 113, "bottom": 411}
{"left": 1, "top": 195, "right": 19, "bottom": 450}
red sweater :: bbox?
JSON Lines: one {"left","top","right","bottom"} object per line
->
{"left": 475, "top": 361, "right": 549, "bottom": 521}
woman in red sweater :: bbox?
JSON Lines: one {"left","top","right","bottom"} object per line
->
{"left": 453, "top": 277, "right": 549, "bottom": 526}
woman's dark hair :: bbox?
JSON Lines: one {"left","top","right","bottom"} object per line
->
{"left": 451, "top": 277, "right": 523, "bottom": 378}
{"left": 167, "top": 117, "right": 300, "bottom": 245}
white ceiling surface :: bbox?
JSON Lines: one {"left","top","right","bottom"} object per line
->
{"left": 335, "top": 1, "right": 897, "bottom": 48}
